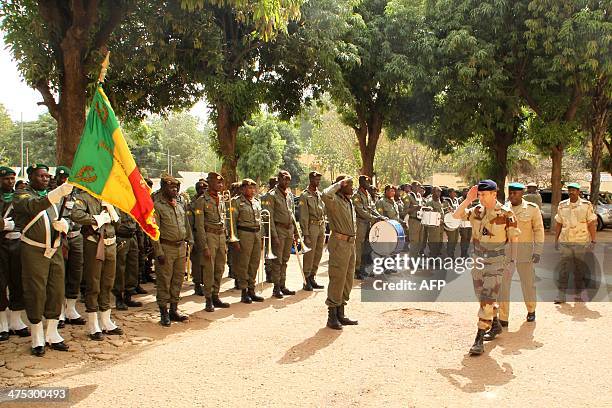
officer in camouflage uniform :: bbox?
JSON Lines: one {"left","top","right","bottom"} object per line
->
{"left": 0, "top": 167, "right": 29, "bottom": 340}
{"left": 189, "top": 180, "right": 207, "bottom": 296}
{"left": 454, "top": 180, "right": 520, "bottom": 355}
{"left": 322, "top": 175, "right": 358, "bottom": 330}
{"left": 14, "top": 164, "right": 73, "bottom": 356}
{"left": 423, "top": 186, "right": 444, "bottom": 258}
{"left": 406, "top": 181, "right": 425, "bottom": 259}
{"left": 353, "top": 175, "right": 385, "bottom": 279}
{"left": 230, "top": 179, "right": 265, "bottom": 303}
{"left": 376, "top": 185, "right": 400, "bottom": 222}
{"left": 113, "top": 209, "right": 143, "bottom": 310}
{"left": 71, "top": 190, "right": 123, "bottom": 341}
{"left": 299, "top": 171, "right": 326, "bottom": 291}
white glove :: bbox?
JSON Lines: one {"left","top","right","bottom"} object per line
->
{"left": 2, "top": 218, "right": 14, "bottom": 232}
{"left": 47, "top": 183, "right": 74, "bottom": 204}
{"left": 52, "top": 219, "right": 69, "bottom": 234}
{"left": 65, "top": 200, "right": 75, "bottom": 209}
{"left": 93, "top": 212, "right": 112, "bottom": 230}
{"left": 102, "top": 201, "right": 120, "bottom": 222}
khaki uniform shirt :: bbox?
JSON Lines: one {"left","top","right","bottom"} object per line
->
{"left": 406, "top": 192, "right": 424, "bottom": 218}
{"left": 193, "top": 191, "right": 225, "bottom": 251}
{"left": 510, "top": 199, "right": 545, "bottom": 262}
{"left": 152, "top": 195, "right": 193, "bottom": 257}
{"left": 353, "top": 188, "right": 381, "bottom": 224}
{"left": 322, "top": 182, "right": 356, "bottom": 237}
{"left": 230, "top": 194, "right": 262, "bottom": 232}
{"left": 71, "top": 191, "right": 116, "bottom": 240}
{"left": 523, "top": 193, "right": 543, "bottom": 209}
{"left": 463, "top": 201, "right": 520, "bottom": 252}
{"left": 376, "top": 197, "right": 400, "bottom": 221}
{"left": 299, "top": 188, "right": 325, "bottom": 237}
{"left": 262, "top": 186, "right": 294, "bottom": 239}
{"left": 13, "top": 186, "right": 60, "bottom": 246}
{"left": 115, "top": 209, "right": 138, "bottom": 237}
{"left": 554, "top": 198, "right": 597, "bottom": 244}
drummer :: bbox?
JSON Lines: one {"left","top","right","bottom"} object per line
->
{"left": 406, "top": 181, "right": 425, "bottom": 259}
{"left": 376, "top": 185, "right": 401, "bottom": 222}
{"left": 423, "top": 186, "right": 445, "bottom": 258}
{"left": 443, "top": 188, "right": 460, "bottom": 258}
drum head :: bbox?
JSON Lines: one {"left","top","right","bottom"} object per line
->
{"left": 369, "top": 220, "right": 405, "bottom": 256}
{"left": 443, "top": 213, "right": 461, "bottom": 231}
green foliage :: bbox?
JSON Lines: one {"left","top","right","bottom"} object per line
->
{"left": 236, "top": 116, "right": 286, "bottom": 183}
{"left": 0, "top": 114, "right": 57, "bottom": 166}
{"left": 277, "top": 121, "right": 304, "bottom": 186}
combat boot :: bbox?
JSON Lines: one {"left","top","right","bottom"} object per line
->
{"left": 159, "top": 304, "right": 171, "bottom": 327}
{"left": 303, "top": 277, "right": 313, "bottom": 291}
{"left": 114, "top": 292, "right": 128, "bottom": 311}
{"left": 248, "top": 288, "right": 264, "bottom": 302}
{"left": 204, "top": 297, "right": 215, "bottom": 312}
{"left": 124, "top": 292, "right": 143, "bottom": 308}
{"left": 169, "top": 303, "right": 189, "bottom": 322}
{"left": 469, "top": 329, "right": 486, "bottom": 355}
{"left": 241, "top": 289, "right": 253, "bottom": 304}
{"left": 280, "top": 287, "right": 296, "bottom": 295}
{"left": 309, "top": 275, "right": 324, "bottom": 289}
{"left": 483, "top": 317, "right": 503, "bottom": 341}
{"left": 272, "top": 286, "right": 284, "bottom": 299}
{"left": 326, "top": 307, "right": 342, "bottom": 330}
{"left": 194, "top": 283, "right": 205, "bottom": 296}
{"left": 212, "top": 295, "right": 230, "bottom": 308}
{"left": 134, "top": 285, "right": 148, "bottom": 295}
{"left": 337, "top": 305, "right": 358, "bottom": 325}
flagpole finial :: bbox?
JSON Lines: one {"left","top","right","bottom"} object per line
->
{"left": 98, "top": 51, "right": 111, "bottom": 84}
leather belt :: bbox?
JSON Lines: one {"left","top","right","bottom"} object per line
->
{"left": 205, "top": 225, "right": 225, "bottom": 235}
{"left": 67, "top": 231, "right": 81, "bottom": 239}
{"left": 331, "top": 232, "right": 355, "bottom": 243}
{"left": 87, "top": 235, "right": 117, "bottom": 246}
{"left": 275, "top": 222, "right": 292, "bottom": 230}
{"left": 160, "top": 238, "right": 185, "bottom": 247}
{"left": 475, "top": 248, "right": 505, "bottom": 258}
{"left": 237, "top": 225, "right": 260, "bottom": 233}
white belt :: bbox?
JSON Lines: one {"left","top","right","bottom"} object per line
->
{"left": 4, "top": 232, "right": 21, "bottom": 240}
{"left": 67, "top": 231, "right": 81, "bottom": 239}
{"left": 86, "top": 235, "right": 117, "bottom": 246}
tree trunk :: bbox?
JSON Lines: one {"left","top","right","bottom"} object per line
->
{"left": 216, "top": 102, "right": 240, "bottom": 185}
{"left": 490, "top": 129, "right": 513, "bottom": 202}
{"left": 355, "top": 112, "right": 383, "bottom": 178}
{"left": 550, "top": 144, "right": 564, "bottom": 230}
{"left": 588, "top": 77, "right": 610, "bottom": 205}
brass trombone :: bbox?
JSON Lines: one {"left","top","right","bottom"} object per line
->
{"left": 257, "top": 209, "right": 276, "bottom": 293}
{"left": 290, "top": 211, "right": 311, "bottom": 254}
{"left": 221, "top": 190, "right": 240, "bottom": 243}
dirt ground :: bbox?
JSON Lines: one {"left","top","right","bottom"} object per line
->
{"left": 0, "top": 231, "right": 611, "bottom": 407}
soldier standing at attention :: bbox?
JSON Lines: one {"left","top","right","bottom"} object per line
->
{"left": 299, "top": 171, "right": 326, "bottom": 291}
{"left": 424, "top": 186, "right": 444, "bottom": 258}
{"left": 190, "top": 180, "right": 208, "bottom": 296}
{"left": 406, "top": 181, "right": 425, "bottom": 260}
{"left": 553, "top": 182, "right": 597, "bottom": 303}
{"left": 498, "top": 182, "right": 544, "bottom": 326}
{"left": 523, "top": 182, "right": 543, "bottom": 209}
{"left": 458, "top": 187, "right": 474, "bottom": 258}
{"left": 322, "top": 175, "right": 358, "bottom": 330}
{"left": 14, "top": 164, "right": 73, "bottom": 356}
{"left": 0, "top": 167, "right": 29, "bottom": 340}
{"left": 453, "top": 180, "right": 520, "bottom": 355}
{"left": 230, "top": 179, "right": 265, "bottom": 304}
{"left": 261, "top": 177, "right": 277, "bottom": 283}
{"left": 194, "top": 172, "right": 230, "bottom": 311}
{"left": 443, "top": 188, "right": 460, "bottom": 258}
{"left": 152, "top": 176, "right": 192, "bottom": 326}
{"left": 353, "top": 175, "right": 385, "bottom": 280}
{"left": 113, "top": 209, "right": 143, "bottom": 310}
{"left": 376, "top": 185, "right": 400, "bottom": 222}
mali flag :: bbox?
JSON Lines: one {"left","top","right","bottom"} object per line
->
{"left": 69, "top": 86, "right": 160, "bottom": 240}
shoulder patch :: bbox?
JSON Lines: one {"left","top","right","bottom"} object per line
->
{"left": 526, "top": 201, "right": 538, "bottom": 208}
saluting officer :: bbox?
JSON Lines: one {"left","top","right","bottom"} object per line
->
{"left": 353, "top": 175, "right": 385, "bottom": 280}
{"left": 376, "top": 185, "right": 400, "bottom": 222}
{"left": 299, "top": 171, "right": 326, "bottom": 291}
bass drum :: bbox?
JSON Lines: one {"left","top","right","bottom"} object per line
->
{"left": 443, "top": 213, "right": 461, "bottom": 231}
{"left": 368, "top": 220, "right": 406, "bottom": 256}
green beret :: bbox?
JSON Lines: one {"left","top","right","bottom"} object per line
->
{"left": 26, "top": 164, "right": 49, "bottom": 176}
{"left": 0, "top": 167, "right": 16, "bottom": 177}
{"left": 55, "top": 166, "right": 71, "bottom": 177}
{"left": 566, "top": 182, "right": 581, "bottom": 190}
{"left": 477, "top": 179, "right": 497, "bottom": 191}
{"left": 508, "top": 182, "right": 525, "bottom": 191}
{"left": 206, "top": 171, "right": 223, "bottom": 181}
{"left": 241, "top": 178, "right": 257, "bottom": 187}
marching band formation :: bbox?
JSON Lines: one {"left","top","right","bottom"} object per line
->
{"left": 0, "top": 164, "right": 598, "bottom": 357}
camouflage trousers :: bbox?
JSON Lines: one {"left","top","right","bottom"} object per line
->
{"left": 471, "top": 257, "right": 506, "bottom": 331}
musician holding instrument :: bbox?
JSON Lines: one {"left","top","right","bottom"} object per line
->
{"left": 263, "top": 170, "right": 297, "bottom": 299}
{"left": 407, "top": 181, "right": 425, "bottom": 259}
{"left": 322, "top": 175, "right": 358, "bottom": 330}
{"left": 230, "top": 179, "right": 264, "bottom": 304}
{"left": 189, "top": 180, "right": 208, "bottom": 296}
{"left": 261, "top": 177, "right": 277, "bottom": 283}
{"left": 423, "top": 186, "right": 445, "bottom": 258}
{"left": 299, "top": 171, "right": 326, "bottom": 291}
{"left": 442, "top": 188, "right": 460, "bottom": 258}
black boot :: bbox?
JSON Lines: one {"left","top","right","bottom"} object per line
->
{"left": 159, "top": 304, "right": 171, "bottom": 326}
{"left": 169, "top": 303, "right": 189, "bottom": 322}
{"left": 526, "top": 312, "right": 536, "bottom": 322}
{"left": 47, "top": 341, "right": 69, "bottom": 351}
{"left": 31, "top": 345, "right": 45, "bottom": 357}
{"left": 483, "top": 318, "right": 503, "bottom": 341}
{"left": 212, "top": 295, "right": 230, "bottom": 308}
{"left": 272, "top": 286, "right": 284, "bottom": 299}
{"left": 281, "top": 287, "right": 296, "bottom": 295}
{"left": 309, "top": 275, "right": 324, "bottom": 289}
{"left": 194, "top": 283, "right": 205, "bottom": 296}
{"left": 124, "top": 292, "right": 143, "bottom": 308}
{"left": 326, "top": 307, "right": 342, "bottom": 330}
{"left": 337, "top": 305, "right": 358, "bottom": 325}
{"left": 469, "top": 329, "right": 486, "bottom": 355}
{"left": 0, "top": 331, "right": 8, "bottom": 341}
{"left": 204, "top": 297, "right": 214, "bottom": 312}
{"left": 114, "top": 292, "right": 128, "bottom": 311}
{"left": 134, "top": 285, "right": 148, "bottom": 295}
{"left": 248, "top": 288, "right": 264, "bottom": 302}
{"left": 241, "top": 289, "right": 252, "bottom": 304}
{"left": 303, "top": 277, "right": 313, "bottom": 291}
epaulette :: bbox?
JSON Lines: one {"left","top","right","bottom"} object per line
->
{"left": 525, "top": 201, "right": 538, "bottom": 208}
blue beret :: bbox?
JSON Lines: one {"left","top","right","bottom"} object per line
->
{"left": 508, "top": 182, "right": 525, "bottom": 191}
{"left": 566, "top": 182, "right": 581, "bottom": 190}
{"left": 477, "top": 179, "right": 497, "bottom": 191}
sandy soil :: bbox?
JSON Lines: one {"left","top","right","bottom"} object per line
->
{"left": 0, "top": 231, "right": 611, "bottom": 407}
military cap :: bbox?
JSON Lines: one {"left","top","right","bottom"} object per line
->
{"left": 160, "top": 175, "right": 180, "bottom": 186}
{"left": 207, "top": 171, "right": 223, "bottom": 181}
{"left": 384, "top": 184, "right": 396, "bottom": 192}
{"left": 26, "top": 163, "right": 49, "bottom": 176}
{"left": 241, "top": 178, "right": 257, "bottom": 187}
{"left": 411, "top": 181, "right": 422, "bottom": 187}
{"left": 0, "top": 167, "right": 16, "bottom": 177}
{"left": 336, "top": 174, "right": 351, "bottom": 183}
{"left": 508, "top": 182, "right": 525, "bottom": 191}
{"left": 278, "top": 170, "right": 291, "bottom": 179}
{"left": 566, "top": 182, "right": 581, "bottom": 190}
{"left": 55, "top": 165, "right": 71, "bottom": 177}
{"left": 195, "top": 180, "right": 208, "bottom": 188}
{"left": 308, "top": 171, "right": 322, "bottom": 179}
{"left": 358, "top": 175, "right": 371, "bottom": 184}
{"left": 477, "top": 179, "right": 497, "bottom": 191}
{"left": 526, "top": 182, "right": 537, "bottom": 188}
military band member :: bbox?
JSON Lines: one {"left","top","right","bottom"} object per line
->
{"left": 407, "top": 181, "right": 425, "bottom": 259}
{"left": 423, "top": 186, "right": 444, "bottom": 258}
{"left": 299, "top": 171, "right": 326, "bottom": 291}
{"left": 152, "top": 176, "right": 192, "bottom": 325}
{"left": 71, "top": 190, "right": 123, "bottom": 341}
{"left": 353, "top": 175, "right": 385, "bottom": 280}
{"left": 443, "top": 188, "right": 460, "bottom": 258}
{"left": 113, "top": 209, "right": 143, "bottom": 310}
{"left": 458, "top": 188, "right": 474, "bottom": 258}
{"left": 263, "top": 170, "right": 297, "bottom": 298}
{"left": 0, "top": 167, "right": 29, "bottom": 340}
{"left": 553, "top": 182, "right": 597, "bottom": 303}
{"left": 453, "top": 180, "right": 520, "bottom": 355}
{"left": 14, "top": 164, "right": 73, "bottom": 356}
{"left": 194, "top": 172, "right": 230, "bottom": 311}
{"left": 498, "top": 182, "right": 544, "bottom": 325}
{"left": 227, "top": 181, "right": 243, "bottom": 288}
{"left": 322, "top": 175, "right": 358, "bottom": 330}
{"left": 523, "top": 182, "right": 543, "bottom": 209}
{"left": 376, "top": 185, "right": 400, "bottom": 222}
{"left": 261, "top": 177, "right": 277, "bottom": 283}
{"left": 230, "top": 179, "right": 264, "bottom": 303}
{"left": 190, "top": 180, "right": 207, "bottom": 296}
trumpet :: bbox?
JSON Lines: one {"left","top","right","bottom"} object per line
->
{"left": 221, "top": 190, "right": 239, "bottom": 243}
{"left": 290, "top": 211, "right": 311, "bottom": 254}
{"left": 260, "top": 209, "right": 277, "bottom": 260}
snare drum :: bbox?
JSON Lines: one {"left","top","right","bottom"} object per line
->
{"left": 368, "top": 220, "right": 406, "bottom": 256}
{"left": 443, "top": 213, "right": 461, "bottom": 231}
{"left": 421, "top": 211, "right": 441, "bottom": 227}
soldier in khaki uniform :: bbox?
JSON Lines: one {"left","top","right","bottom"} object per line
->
{"left": 263, "top": 170, "right": 297, "bottom": 298}
{"left": 443, "top": 188, "right": 460, "bottom": 258}
{"left": 407, "top": 181, "right": 425, "bottom": 259}
{"left": 0, "top": 167, "right": 29, "bottom": 340}
{"left": 523, "top": 182, "right": 543, "bottom": 209}
{"left": 194, "top": 172, "right": 230, "bottom": 311}
{"left": 553, "top": 182, "right": 597, "bottom": 303}
{"left": 458, "top": 188, "right": 474, "bottom": 258}
{"left": 261, "top": 177, "right": 277, "bottom": 283}
{"left": 113, "top": 209, "right": 142, "bottom": 310}
{"left": 230, "top": 179, "right": 264, "bottom": 303}
{"left": 322, "top": 175, "right": 358, "bottom": 330}
{"left": 71, "top": 190, "right": 124, "bottom": 341}
{"left": 423, "top": 186, "right": 444, "bottom": 258}
{"left": 189, "top": 180, "right": 207, "bottom": 296}
{"left": 353, "top": 175, "right": 385, "bottom": 280}
{"left": 376, "top": 185, "right": 400, "bottom": 221}
{"left": 499, "top": 182, "right": 544, "bottom": 325}
{"left": 14, "top": 164, "right": 73, "bottom": 356}
{"left": 454, "top": 180, "right": 520, "bottom": 355}
{"left": 299, "top": 171, "right": 326, "bottom": 291}
{"left": 152, "top": 176, "right": 192, "bottom": 325}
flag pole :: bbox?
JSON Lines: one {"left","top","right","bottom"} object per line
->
{"left": 98, "top": 51, "right": 111, "bottom": 84}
